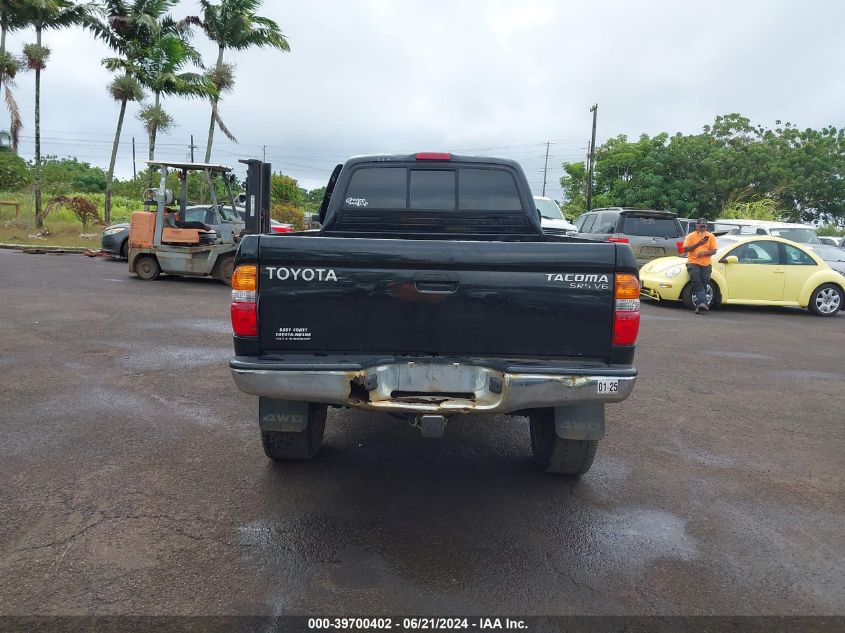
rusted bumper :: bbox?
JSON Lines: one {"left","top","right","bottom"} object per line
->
{"left": 230, "top": 357, "right": 636, "bottom": 415}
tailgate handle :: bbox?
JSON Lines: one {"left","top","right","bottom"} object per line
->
{"left": 415, "top": 273, "right": 459, "bottom": 294}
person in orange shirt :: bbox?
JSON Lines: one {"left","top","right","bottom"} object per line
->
{"left": 682, "top": 218, "right": 718, "bottom": 314}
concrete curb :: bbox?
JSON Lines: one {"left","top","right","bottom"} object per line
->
{"left": 0, "top": 242, "right": 90, "bottom": 253}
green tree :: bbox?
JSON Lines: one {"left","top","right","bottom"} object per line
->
{"left": 17, "top": 0, "right": 97, "bottom": 226}
{"left": 0, "top": 0, "right": 26, "bottom": 152}
{"left": 91, "top": 0, "right": 180, "bottom": 223}
{"left": 559, "top": 161, "right": 587, "bottom": 216}
{"left": 0, "top": 149, "right": 29, "bottom": 189}
{"left": 188, "top": 0, "right": 289, "bottom": 163}
{"left": 39, "top": 155, "right": 107, "bottom": 194}
{"left": 270, "top": 172, "right": 302, "bottom": 205}
{"left": 136, "top": 30, "right": 215, "bottom": 184}
{"left": 560, "top": 114, "right": 845, "bottom": 224}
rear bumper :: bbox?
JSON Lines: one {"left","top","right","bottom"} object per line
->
{"left": 230, "top": 356, "right": 636, "bottom": 414}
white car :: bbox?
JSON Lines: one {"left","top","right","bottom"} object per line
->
{"left": 534, "top": 196, "right": 577, "bottom": 236}
{"left": 719, "top": 218, "right": 821, "bottom": 244}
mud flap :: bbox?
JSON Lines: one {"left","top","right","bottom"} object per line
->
{"left": 259, "top": 398, "right": 310, "bottom": 432}
{"left": 554, "top": 403, "right": 605, "bottom": 440}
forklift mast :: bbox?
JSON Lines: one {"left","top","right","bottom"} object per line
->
{"left": 240, "top": 159, "right": 272, "bottom": 235}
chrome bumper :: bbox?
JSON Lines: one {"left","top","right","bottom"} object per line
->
{"left": 231, "top": 360, "right": 636, "bottom": 414}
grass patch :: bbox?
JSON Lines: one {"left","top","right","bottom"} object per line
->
{"left": 0, "top": 190, "right": 141, "bottom": 248}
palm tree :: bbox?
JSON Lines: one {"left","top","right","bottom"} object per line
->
{"left": 91, "top": 0, "right": 179, "bottom": 222}
{"left": 16, "top": 0, "right": 96, "bottom": 227}
{"left": 137, "top": 31, "right": 214, "bottom": 185}
{"left": 190, "top": 0, "right": 289, "bottom": 163}
{"left": 0, "top": 1, "right": 26, "bottom": 152}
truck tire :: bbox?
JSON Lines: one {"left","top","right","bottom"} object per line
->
{"left": 261, "top": 404, "right": 327, "bottom": 461}
{"left": 529, "top": 409, "right": 598, "bottom": 476}
{"left": 134, "top": 255, "right": 160, "bottom": 281}
{"left": 213, "top": 254, "right": 235, "bottom": 286}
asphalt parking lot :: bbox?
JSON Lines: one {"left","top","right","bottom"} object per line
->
{"left": 0, "top": 248, "right": 843, "bottom": 617}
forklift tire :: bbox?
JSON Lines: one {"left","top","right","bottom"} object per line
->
{"left": 213, "top": 255, "right": 235, "bottom": 286}
{"left": 529, "top": 409, "right": 598, "bottom": 476}
{"left": 134, "top": 255, "right": 160, "bottom": 281}
{"left": 261, "top": 404, "right": 327, "bottom": 461}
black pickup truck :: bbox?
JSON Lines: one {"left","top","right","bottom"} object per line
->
{"left": 229, "top": 153, "right": 640, "bottom": 476}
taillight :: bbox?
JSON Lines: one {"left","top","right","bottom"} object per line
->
{"left": 415, "top": 152, "right": 451, "bottom": 161}
{"left": 608, "top": 237, "right": 629, "bottom": 244}
{"left": 613, "top": 273, "right": 640, "bottom": 346}
{"left": 231, "top": 264, "right": 257, "bottom": 337}
{"left": 676, "top": 241, "right": 684, "bottom": 254}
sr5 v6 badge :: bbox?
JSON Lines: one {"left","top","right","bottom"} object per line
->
{"left": 546, "top": 273, "right": 610, "bottom": 290}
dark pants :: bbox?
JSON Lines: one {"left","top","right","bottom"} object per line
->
{"left": 686, "top": 264, "right": 712, "bottom": 307}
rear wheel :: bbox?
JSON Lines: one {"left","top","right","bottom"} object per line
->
{"left": 529, "top": 409, "right": 598, "bottom": 476}
{"left": 808, "top": 283, "right": 842, "bottom": 317}
{"left": 134, "top": 255, "right": 160, "bottom": 281}
{"left": 213, "top": 254, "right": 235, "bottom": 286}
{"left": 261, "top": 404, "right": 327, "bottom": 461}
{"left": 119, "top": 239, "right": 128, "bottom": 259}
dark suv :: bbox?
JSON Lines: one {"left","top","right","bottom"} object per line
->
{"left": 573, "top": 208, "right": 684, "bottom": 266}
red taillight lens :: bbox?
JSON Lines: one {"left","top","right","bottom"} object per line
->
{"left": 271, "top": 225, "right": 293, "bottom": 233}
{"left": 231, "top": 264, "right": 258, "bottom": 337}
{"left": 676, "top": 241, "right": 684, "bottom": 254}
{"left": 613, "top": 273, "right": 640, "bottom": 346}
{"left": 608, "top": 237, "right": 629, "bottom": 243}
{"left": 613, "top": 311, "right": 640, "bottom": 345}
{"left": 231, "top": 302, "right": 257, "bottom": 337}
{"left": 415, "top": 152, "right": 451, "bottom": 161}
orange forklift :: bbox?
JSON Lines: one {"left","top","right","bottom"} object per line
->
{"left": 128, "top": 161, "right": 247, "bottom": 285}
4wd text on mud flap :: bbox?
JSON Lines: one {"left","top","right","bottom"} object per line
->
{"left": 266, "top": 267, "right": 338, "bottom": 281}
{"left": 262, "top": 413, "right": 305, "bottom": 424}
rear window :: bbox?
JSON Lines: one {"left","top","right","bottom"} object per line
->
{"left": 621, "top": 216, "right": 679, "bottom": 237}
{"left": 410, "top": 170, "right": 455, "bottom": 210}
{"left": 343, "top": 167, "right": 406, "bottom": 209}
{"left": 459, "top": 169, "right": 521, "bottom": 210}
{"left": 342, "top": 166, "right": 521, "bottom": 211}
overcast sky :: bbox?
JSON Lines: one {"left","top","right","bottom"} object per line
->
{"left": 5, "top": 0, "right": 844, "bottom": 199}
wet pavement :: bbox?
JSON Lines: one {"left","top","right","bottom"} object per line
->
{"left": 0, "top": 248, "right": 843, "bottom": 616}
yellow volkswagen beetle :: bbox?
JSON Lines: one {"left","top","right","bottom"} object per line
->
{"left": 640, "top": 235, "right": 844, "bottom": 316}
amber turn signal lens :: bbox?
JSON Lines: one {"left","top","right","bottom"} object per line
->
{"left": 615, "top": 273, "right": 640, "bottom": 299}
{"left": 232, "top": 265, "right": 257, "bottom": 291}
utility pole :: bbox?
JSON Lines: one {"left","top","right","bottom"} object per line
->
{"left": 131, "top": 137, "right": 136, "bottom": 179}
{"left": 586, "top": 104, "right": 598, "bottom": 211}
{"left": 262, "top": 145, "right": 266, "bottom": 162}
{"left": 541, "top": 141, "right": 550, "bottom": 197}
{"left": 189, "top": 134, "right": 197, "bottom": 162}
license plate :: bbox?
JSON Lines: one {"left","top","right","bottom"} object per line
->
{"left": 641, "top": 246, "right": 664, "bottom": 256}
{"left": 597, "top": 379, "right": 619, "bottom": 394}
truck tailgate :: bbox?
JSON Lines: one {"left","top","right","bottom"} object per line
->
{"left": 256, "top": 236, "right": 620, "bottom": 360}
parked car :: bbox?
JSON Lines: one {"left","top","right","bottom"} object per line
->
{"left": 235, "top": 209, "right": 294, "bottom": 233}
{"left": 101, "top": 222, "right": 130, "bottom": 258}
{"left": 807, "top": 243, "right": 845, "bottom": 274}
{"left": 640, "top": 235, "right": 844, "bottom": 316}
{"left": 719, "top": 219, "right": 821, "bottom": 244}
{"left": 573, "top": 208, "right": 685, "bottom": 266}
{"left": 534, "top": 196, "right": 577, "bottom": 236}
{"left": 102, "top": 204, "right": 246, "bottom": 258}
{"left": 678, "top": 219, "right": 747, "bottom": 236}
